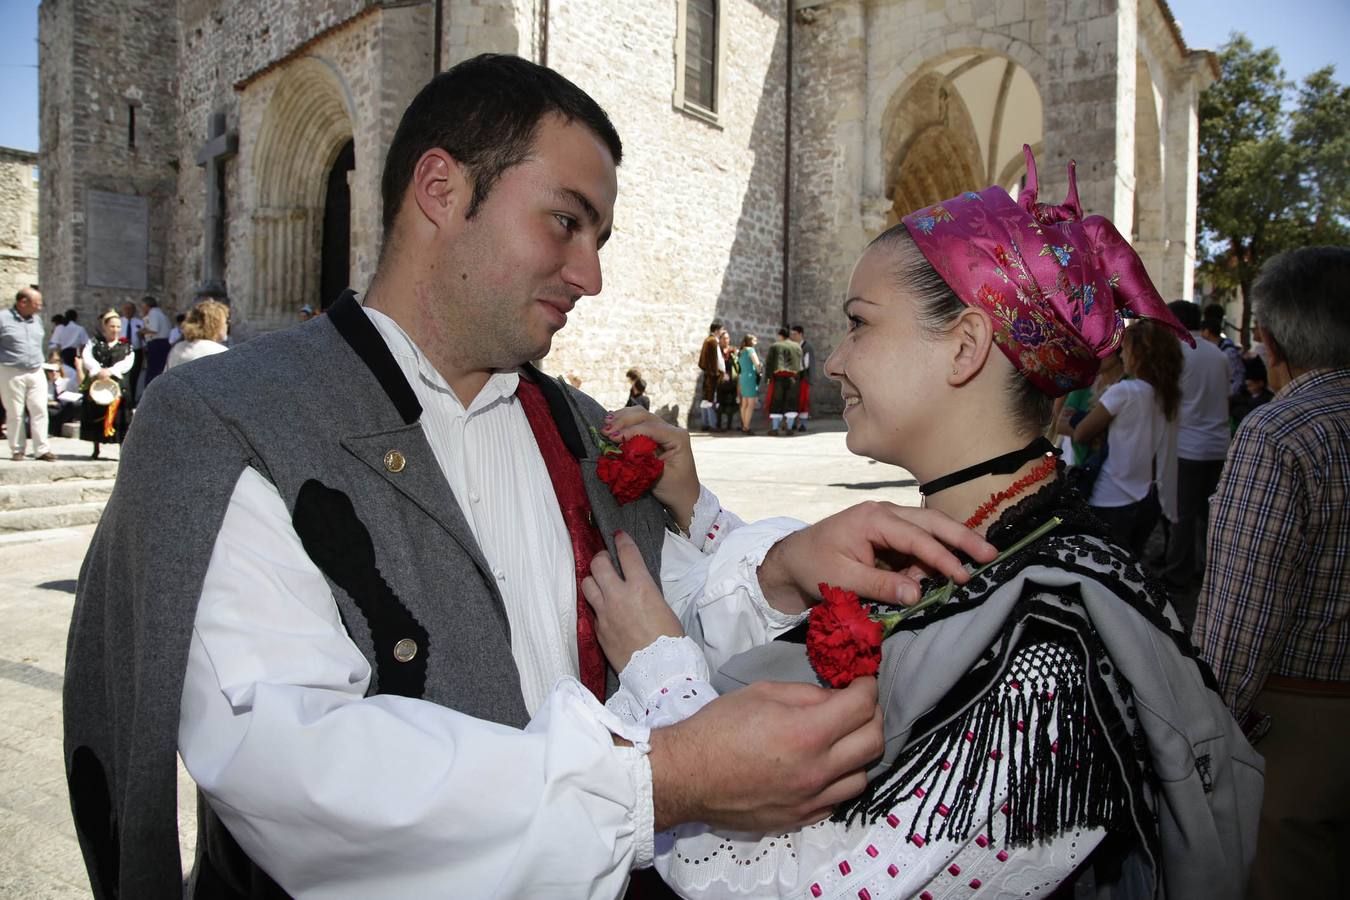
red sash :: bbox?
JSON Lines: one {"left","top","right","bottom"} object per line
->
{"left": 514, "top": 378, "right": 609, "bottom": 700}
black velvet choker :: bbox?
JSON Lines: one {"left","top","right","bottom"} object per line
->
{"left": 918, "top": 436, "right": 1059, "bottom": 496}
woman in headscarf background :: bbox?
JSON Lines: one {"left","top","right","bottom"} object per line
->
{"left": 586, "top": 149, "right": 1262, "bottom": 899}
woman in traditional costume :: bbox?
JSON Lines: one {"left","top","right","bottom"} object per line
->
{"left": 589, "top": 149, "right": 1262, "bottom": 899}
{"left": 80, "top": 309, "right": 134, "bottom": 459}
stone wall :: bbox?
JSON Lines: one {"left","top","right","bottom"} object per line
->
{"left": 542, "top": 0, "right": 789, "bottom": 415}
{"left": 38, "top": 0, "right": 179, "bottom": 321}
{"left": 172, "top": 0, "right": 428, "bottom": 335}
{"left": 0, "top": 149, "right": 40, "bottom": 305}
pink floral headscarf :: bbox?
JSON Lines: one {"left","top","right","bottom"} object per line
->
{"left": 901, "top": 146, "right": 1194, "bottom": 397}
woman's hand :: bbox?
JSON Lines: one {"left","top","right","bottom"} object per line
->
{"left": 601, "top": 407, "right": 700, "bottom": 534}
{"left": 583, "top": 532, "right": 685, "bottom": 673}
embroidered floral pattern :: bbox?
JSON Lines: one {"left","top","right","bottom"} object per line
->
{"left": 900, "top": 146, "right": 1194, "bottom": 396}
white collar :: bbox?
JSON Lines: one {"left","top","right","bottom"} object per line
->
{"left": 360, "top": 304, "right": 520, "bottom": 416}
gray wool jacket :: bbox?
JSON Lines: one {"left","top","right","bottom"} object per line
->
{"left": 63, "top": 292, "right": 669, "bottom": 898}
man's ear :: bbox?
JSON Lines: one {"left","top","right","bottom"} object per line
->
{"left": 408, "top": 148, "right": 470, "bottom": 233}
{"left": 948, "top": 307, "right": 995, "bottom": 386}
{"left": 1255, "top": 323, "right": 1285, "bottom": 368}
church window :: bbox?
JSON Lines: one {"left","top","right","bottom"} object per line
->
{"left": 674, "top": 0, "right": 724, "bottom": 124}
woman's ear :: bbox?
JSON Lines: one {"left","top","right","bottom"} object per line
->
{"left": 947, "top": 307, "right": 996, "bottom": 386}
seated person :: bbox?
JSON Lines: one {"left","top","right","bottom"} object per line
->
{"left": 591, "top": 149, "right": 1263, "bottom": 899}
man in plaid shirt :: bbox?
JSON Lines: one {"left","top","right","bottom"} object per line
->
{"left": 1194, "top": 246, "right": 1350, "bottom": 900}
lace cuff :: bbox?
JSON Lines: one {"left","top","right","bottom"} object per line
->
{"left": 620, "top": 635, "right": 711, "bottom": 701}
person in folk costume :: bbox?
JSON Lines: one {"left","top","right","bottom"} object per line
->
{"left": 790, "top": 324, "right": 815, "bottom": 432}
{"left": 62, "top": 53, "right": 1001, "bottom": 899}
{"left": 79, "top": 309, "right": 134, "bottom": 459}
{"left": 697, "top": 319, "right": 726, "bottom": 430}
{"left": 762, "top": 326, "right": 802, "bottom": 435}
{"left": 595, "top": 147, "right": 1263, "bottom": 899}
{"left": 715, "top": 329, "right": 739, "bottom": 431}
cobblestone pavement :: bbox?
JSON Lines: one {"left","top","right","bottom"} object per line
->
{"left": 0, "top": 417, "right": 922, "bottom": 897}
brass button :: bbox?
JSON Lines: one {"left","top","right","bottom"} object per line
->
{"left": 393, "top": 638, "right": 418, "bottom": 663}
{"left": 383, "top": 450, "right": 406, "bottom": 473}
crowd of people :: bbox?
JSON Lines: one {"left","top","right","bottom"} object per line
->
{"left": 0, "top": 292, "right": 325, "bottom": 461}
{"left": 51, "top": 53, "right": 1347, "bottom": 900}
{"left": 694, "top": 320, "right": 815, "bottom": 435}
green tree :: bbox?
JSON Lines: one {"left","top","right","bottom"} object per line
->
{"left": 1197, "top": 35, "right": 1350, "bottom": 345}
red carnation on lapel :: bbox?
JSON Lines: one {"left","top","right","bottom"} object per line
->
{"left": 596, "top": 434, "right": 664, "bottom": 505}
{"left": 806, "top": 583, "right": 883, "bottom": 688}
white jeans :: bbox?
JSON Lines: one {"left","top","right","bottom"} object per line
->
{"left": 1, "top": 365, "right": 51, "bottom": 456}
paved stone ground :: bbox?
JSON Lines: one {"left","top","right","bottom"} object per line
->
{"left": 0, "top": 416, "right": 923, "bottom": 897}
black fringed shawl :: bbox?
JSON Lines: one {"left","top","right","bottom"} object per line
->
{"left": 825, "top": 477, "right": 1217, "bottom": 880}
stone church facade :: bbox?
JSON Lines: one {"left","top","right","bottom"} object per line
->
{"left": 38, "top": 0, "right": 1213, "bottom": 413}
{"left": 0, "top": 147, "right": 41, "bottom": 301}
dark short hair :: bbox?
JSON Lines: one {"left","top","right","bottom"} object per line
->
{"left": 632, "top": 377, "right": 646, "bottom": 394}
{"left": 790, "top": 324, "right": 804, "bottom": 335}
{"left": 1244, "top": 356, "right": 1267, "bottom": 382}
{"left": 142, "top": 296, "right": 159, "bottom": 308}
{"left": 1167, "top": 300, "right": 1201, "bottom": 331}
{"left": 1201, "top": 303, "right": 1227, "bottom": 334}
{"left": 380, "top": 54, "right": 622, "bottom": 237}
{"left": 1253, "top": 246, "right": 1350, "bottom": 371}
{"left": 52, "top": 314, "right": 65, "bottom": 325}
{"left": 709, "top": 319, "right": 724, "bottom": 334}
{"left": 776, "top": 327, "right": 790, "bottom": 339}
{"left": 64, "top": 308, "right": 79, "bottom": 321}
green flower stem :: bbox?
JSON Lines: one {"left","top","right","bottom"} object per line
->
{"left": 875, "top": 516, "right": 1063, "bottom": 632}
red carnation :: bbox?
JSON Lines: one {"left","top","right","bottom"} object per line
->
{"left": 596, "top": 434, "right": 665, "bottom": 505}
{"left": 806, "top": 583, "right": 883, "bottom": 688}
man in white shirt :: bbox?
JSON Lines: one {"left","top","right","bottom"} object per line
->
{"left": 65, "top": 54, "right": 991, "bottom": 899}
{"left": 56, "top": 309, "right": 90, "bottom": 372}
{"left": 138, "top": 296, "right": 173, "bottom": 387}
{"left": 118, "top": 300, "right": 145, "bottom": 405}
{"left": 1164, "top": 301, "right": 1231, "bottom": 615}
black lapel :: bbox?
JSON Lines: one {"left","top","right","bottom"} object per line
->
{"left": 327, "top": 291, "right": 422, "bottom": 425}
{"left": 521, "top": 363, "right": 587, "bottom": 459}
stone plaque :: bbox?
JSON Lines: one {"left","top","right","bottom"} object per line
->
{"left": 85, "top": 190, "right": 148, "bottom": 290}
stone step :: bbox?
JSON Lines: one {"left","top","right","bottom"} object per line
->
{"left": 0, "top": 479, "right": 116, "bottom": 511}
{"left": 0, "top": 502, "right": 106, "bottom": 533}
{"left": 0, "top": 459, "right": 119, "bottom": 486}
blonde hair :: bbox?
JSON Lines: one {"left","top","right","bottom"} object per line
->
{"left": 181, "top": 299, "right": 229, "bottom": 343}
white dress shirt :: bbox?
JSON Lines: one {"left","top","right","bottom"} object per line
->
{"left": 143, "top": 307, "right": 172, "bottom": 341}
{"left": 178, "top": 303, "right": 802, "bottom": 898}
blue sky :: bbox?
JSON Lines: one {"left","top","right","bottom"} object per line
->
{"left": 0, "top": 0, "right": 1346, "bottom": 153}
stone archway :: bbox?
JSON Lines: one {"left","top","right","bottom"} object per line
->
{"left": 880, "top": 50, "right": 1044, "bottom": 232}
{"left": 251, "top": 57, "right": 356, "bottom": 327}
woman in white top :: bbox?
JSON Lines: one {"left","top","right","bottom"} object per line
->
{"left": 1072, "top": 320, "right": 1183, "bottom": 555}
{"left": 165, "top": 298, "right": 230, "bottom": 371}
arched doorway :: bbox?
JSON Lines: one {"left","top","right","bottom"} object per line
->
{"left": 250, "top": 57, "right": 355, "bottom": 328}
{"left": 320, "top": 139, "right": 355, "bottom": 310}
{"left": 882, "top": 52, "right": 1043, "bottom": 230}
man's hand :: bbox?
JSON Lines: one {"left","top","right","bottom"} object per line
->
{"left": 649, "top": 676, "right": 883, "bottom": 832}
{"left": 758, "top": 501, "right": 997, "bottom": 615}
{"left": 601, "top": 408, "right": 700, "bottom": 533}
{"left": 584, "top": 532, "right": 684, "bottom": 673}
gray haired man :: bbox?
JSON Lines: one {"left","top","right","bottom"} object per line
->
{"left": 1194, "top": 245, "right": 1350, "bottom": 900}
